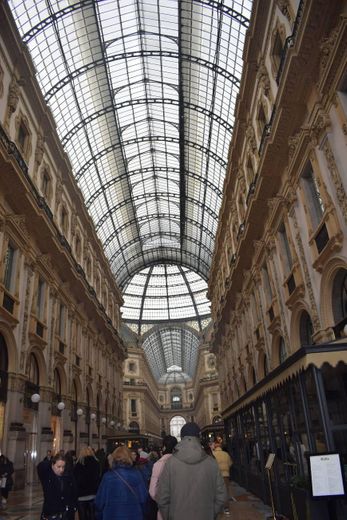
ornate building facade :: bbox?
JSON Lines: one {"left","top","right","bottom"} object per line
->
{"left": 208, "top": 0, "right": 347, "bottom": 518}
{"left": 0, "top": 3, "right": 125, "bottom": 488}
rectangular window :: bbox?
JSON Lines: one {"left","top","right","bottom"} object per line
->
{"left": 18, "top": 122, "right": 27, "bottom": 151}
{"left": 130, "top": 399, "right": 137, "bottom": 416}
{"left": 58, "top": 303, "right": 65, "bottom": 339}
{"left": 37, "top": 277, "right": 45, "bottom": 321}
{"left": 262, "top": 264, "right": 273, "bottom": 303}
{"left": 301, "top": 163, "right": 325, "bottom": 230}
{"left": 212, "top": 393, "right": 219, "bottom": 411}
{"left": 278, "top": 223, "right": 293, "bottom": 275}
{"left": 4, "top": 244, "right": 16, "bottom": 292}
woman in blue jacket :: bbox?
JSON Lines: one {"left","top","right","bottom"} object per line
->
{"left": 95, "top": 445, "right": 148, "bottom": 520}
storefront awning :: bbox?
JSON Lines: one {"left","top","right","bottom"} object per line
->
{"left": 223, "top": 341, "right": 347, "bottom": 416}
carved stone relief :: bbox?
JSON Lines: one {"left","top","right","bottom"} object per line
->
{"left": 323, "top": 139, "right": 347, "bottom": 224}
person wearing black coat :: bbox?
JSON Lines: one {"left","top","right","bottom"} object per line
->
{"left": 74, "top": 446, "right": 100, "bottom": 520}
{"left": 0, "top": 455, "right": 14, "bottom": 507}
{"left": 37, "top": 453, "right": 78, "bottom": 520}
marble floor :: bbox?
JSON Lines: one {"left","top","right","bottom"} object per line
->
{"left": 0, "top": 480, "right": 273, "bottom": 519}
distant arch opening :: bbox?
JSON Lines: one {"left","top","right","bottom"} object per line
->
{"left": 170, "top": 415, "right": 185, "bottom": 440}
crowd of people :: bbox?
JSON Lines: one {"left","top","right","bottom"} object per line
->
{"left": 34, "top": 422, "right": 232, "bottom": 520}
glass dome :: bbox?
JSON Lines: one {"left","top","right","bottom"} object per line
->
{"left": 158, "top": 368, "right": 192, "bottom": 385}
{"left": 142, "top": 326, "right": 200, "bottom": 381}
{"left": 122, "top": 264, "right": 210, "bottom": 335}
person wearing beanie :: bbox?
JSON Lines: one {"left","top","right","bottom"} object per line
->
{"left": 156, "top": 422, "right": 226, "bottom": 520}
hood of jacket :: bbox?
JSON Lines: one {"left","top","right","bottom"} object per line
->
{"left": 173, "top": 436, "right": 207, "bottom": 465}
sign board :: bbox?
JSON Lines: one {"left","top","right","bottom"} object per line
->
{"left": 265, "top": 453, "right": 276, "bottom": 470}
{"left": 309, "top": 453, "right": 346, "bottom": 499}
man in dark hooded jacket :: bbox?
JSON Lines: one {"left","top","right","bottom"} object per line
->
{"left": 156, "top": 422, "right": 226, "bottom": 520}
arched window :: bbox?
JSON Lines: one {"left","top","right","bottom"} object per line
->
{"left": 170, "top": 416, "right": 185, "bottom": 439}
{"left": 75, "top": 234, "right": 81, "bottom": 262}
{"left": 278, "top": 337, "right": 287, "bottom": 364}
{"left": 299, "top": 311, "right": 314, "bottom": 346}
{"left": 263, "top": 353, "right": 269, "bottom": 377}
{"left": 332, "top": 268, "right": 347, "bottom": 325}
{"left": 129, "top": 421, "right": 139, "bottom": 433}
{"left": 25, "top": 353, "right": 40, "bottom": 410}
{"left": 301, "top": 163, "right": 325, "bottom": 231}
{"left": 71, "top": 380, "right": 78, "bottom": 422}
{"left": 257, "top": 103, "right": 267, "bottom": 137}
{"left": 61, "top": 206, "right": 69, "bottom": 236}
{"left": 252, "top": 367, "right": 257, "bottom": 386}
{"left": 53, "top": 369, "right": 61, "bottom": 395}
{"left": 246, "top": 156, "right": 254, "bottom": 185}
{"left": 272, "top": 30, "right": 284, "bottom": 74}
{"left": 170, "top": 387, "right": 182, "bottom": 409}
{"left": 52, "top": 368, "right": 62, "bottom": 416}
{"left": 86, "top": 257, "right": 91, "bottom": 279}
{"left": 41, "top": 169, "right": 51, "bottom": 200}
{"left": 96, "top": 393, "right": 101, "bottom": 427}
{"left": 86, "top": 387, "right": 91, "bottom": 428}
{"left": 29, "top": 354, "right": 39, "bottom": 385}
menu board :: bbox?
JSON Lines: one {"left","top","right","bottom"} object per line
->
{"left": 309, "top": 453, "right": 345, "bottom": 498}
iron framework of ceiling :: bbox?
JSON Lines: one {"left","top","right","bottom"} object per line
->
{"left": 9, "top": 0, "right": 252, "bottom": 380}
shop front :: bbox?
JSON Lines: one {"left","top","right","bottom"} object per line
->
{"left": 224, "top": 342, "right": 347, "bottom": 520}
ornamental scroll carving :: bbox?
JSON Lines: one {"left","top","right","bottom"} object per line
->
{"left": 257, "top": 58, "right": 271, "bottom": 99}
{"left": 276, "top": 0, "right": 294, "bottom": 25}
{"left": 4, "top": 74, "right": 23, "bottom": 129}
{"left": 320, "top": 24, "right": 340, "bottom": 76}
{"left": 291, "top": 213, "right": 321, "bottom": 331}
{"left": 245, "top": 121, "right": 257, "bottom": 154}
{"left": 323, "top": 140, "right": 347, "bottom": 224}
{"left": 288, "top": 131, "right": 301, "bottom": 161}
{"left": 309, "top": 112, "right": 331, "bottom": 146}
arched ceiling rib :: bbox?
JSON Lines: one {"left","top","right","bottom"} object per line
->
{"left": 9, "top": 0, "right": 253, "bottom": 381}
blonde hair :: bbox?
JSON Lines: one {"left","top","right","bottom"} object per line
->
{"left": 112, "top": 446, "right": 133, "bottom": 466}
{"left": 77, "top": 445, "right": 95, "bottom": 464}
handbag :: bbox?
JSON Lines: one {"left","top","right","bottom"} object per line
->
{"left": 0, "top": 477, "right": 7, "bottom": 489}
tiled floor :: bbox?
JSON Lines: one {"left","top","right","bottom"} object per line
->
{"left": 0, "top": 484, "right": 43, "bottom": 520}
{"left": 0, "top": 480, "right": 273, "bottom": 519}
{"left": 220, "top": 481, "right": 273, "bottom": 519}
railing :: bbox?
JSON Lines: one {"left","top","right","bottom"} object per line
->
{"left": 276, "top": 0, "right": 305, "bottom": 85}
{"left": 0, "top": 122, "right": 123, "bottom": 348}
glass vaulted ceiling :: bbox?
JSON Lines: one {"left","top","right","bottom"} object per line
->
{"left": 9, "top": 0, "right": 252, "bottom": 380}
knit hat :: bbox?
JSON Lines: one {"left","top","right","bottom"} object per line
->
{"left": 180, "top": 422, "right": 201, "bottom": 438}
